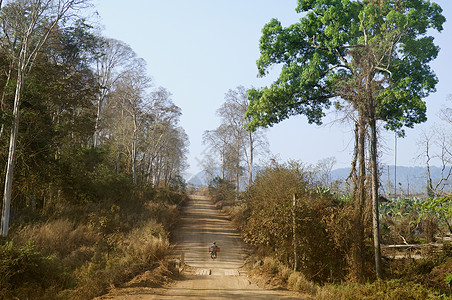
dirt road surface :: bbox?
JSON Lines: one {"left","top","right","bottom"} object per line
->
{"left": 100, "top": 195, "right": 302, "bottom": 299}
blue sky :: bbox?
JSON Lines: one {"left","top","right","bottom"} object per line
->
{"left": 92, "top": 0, "right": 452, "bottom": 178}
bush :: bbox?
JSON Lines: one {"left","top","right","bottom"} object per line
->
{"left": 241, "top": 163, "right": 350, "bottom": 283}
{"left": 0, "top": 241, "right": 64, "bottom": 299}
{"left": 287, "top": 272, "right": 318, "bottom": 294}
{"left": 120, "top": 220, "right": 170, "bottom": 264}
{"left": 71, "top": 219, "right": 171, "bottom": 299}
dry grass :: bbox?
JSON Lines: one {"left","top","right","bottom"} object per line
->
{"left": 12, "top": 219, "right": 98, "bottom": 259}
{"left": 2, "top": 188, "right": 186, "bottom": 299}
{"left": 287, "top": 272, "right": 318, "bottom": 295}
{"left": 120, "top": 220, "right": 170, "bottom": 264}
{"left": 315, "top": 280, "right": 440, "bottom": 300}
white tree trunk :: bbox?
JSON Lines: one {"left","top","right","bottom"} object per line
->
{"left": 248, "top": 131, "right": 254, "bottom": 186}
{"left": 1, "top": 70, "right": 24, "bottom": 236}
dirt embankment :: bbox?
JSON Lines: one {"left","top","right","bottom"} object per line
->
{"left": 98, "top": 195, "right": 302, "bottom": 299}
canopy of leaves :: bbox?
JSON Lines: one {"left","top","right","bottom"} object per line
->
{"left": 247, "top": 0, "right": 445, "bottom": 136}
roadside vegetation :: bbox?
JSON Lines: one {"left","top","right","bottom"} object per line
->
{"left": 0, "top": 1, "right": 188, "bottom": 299}
{"left": 208, "top": 161, "right": 452, "bottom": 299}
{"left": 0, "top": 148, "right": 188, "bottom": 299}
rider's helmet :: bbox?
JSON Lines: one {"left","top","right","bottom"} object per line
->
{"left": 213, "top": 242, "right": 216, "bottom": 245}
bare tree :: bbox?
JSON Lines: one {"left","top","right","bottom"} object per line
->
{"left": 143, "top": 87, "right": 183, "bottom": 187}
{"left": 1, "top": 0, "right": 90, "bottom": 237}
{"left": 93, "top": 38, "right": 136, "bottom": 146}
{"left": 203, "top": 86, "right": 268, "bottom": 198}
{"left": 106, "top": 60, "right": 151, "bottom": 184}
{"left": 203, "top": 124, "right": 232, "bottom": 181}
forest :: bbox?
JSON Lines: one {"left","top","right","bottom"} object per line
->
{"left": 0, "top": 0, "right": 189, "bottom": 298}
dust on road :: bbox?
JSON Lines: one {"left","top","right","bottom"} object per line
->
{"left": 100, "top": 195, "right": 302, "bottom": 299}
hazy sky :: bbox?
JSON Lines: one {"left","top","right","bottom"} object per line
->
{"left": 92, "top": 0, "right": 452, "bottom": 178}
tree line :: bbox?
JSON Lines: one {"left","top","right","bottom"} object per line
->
{"left": 0, "top": 0, "right": 188, "bottom": 236}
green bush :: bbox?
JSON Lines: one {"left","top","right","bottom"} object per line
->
{"left": 0, "top": 241, "right": 65, "bottom": 299}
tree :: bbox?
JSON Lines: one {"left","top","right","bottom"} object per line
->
{"left": 106, "top": 61, "right": 151, "bottom": 185}
{"left": 144, "top": 87, "right": 185, "bottom": 187}
{"left": 418, "top": 97, "right": 452, "bottom": 234}
{"left": 203, "top": 124, "right": 233, "bottom": 181}
{"left": 93, "top": 38, "right": 137, "bottom": 147}
{"left": 1, "top": 0, "right": 90, "bottom": 237}
{"left": 246, "top": 0, "right": 444, "bottom": 280}
{"left": 219, "top": 86, "right": 268, "bottom": 186}
{"left": 204, "top": 86, "right": 268, "bottom": 195}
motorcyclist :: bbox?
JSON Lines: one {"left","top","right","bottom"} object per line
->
{"left": 209, "top": 242, "right": 219, "bottom": 259}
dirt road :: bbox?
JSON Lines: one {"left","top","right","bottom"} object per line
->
{"left": 101, "top": 195, "right": 301, "bottom": 299}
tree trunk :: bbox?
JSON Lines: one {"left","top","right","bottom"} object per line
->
{"left": 248, "top": 131, "right": 254, "bottom": 186}
{"left": 293, "top": 193, "right": 299, "bottom": 271}
{"left": 116, "top": 150, "right": 122, "bottom": 174}
{"left": 350, "top": 111, "right": 366, "bottom": 282}
{"left": 235, "top": 162, "right": 240, "bottom": 201}
{"left": 93, "top": 94, "right": 103, "bottom": 147}
{"left": 132, "top": 136, "right": 137, "bottom": 185}
{"left": 221, "top": 151, "right": 225, "bottom": 180}
{"left": 369, "top": 102, "right": 382, "bottom": 280}
{"left": 1, "top": 67, "right": 25, "bottom": 236}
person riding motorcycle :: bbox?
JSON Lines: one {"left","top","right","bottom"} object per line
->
{"left": 209, "top": 242, "right": 219, "bottom": 259}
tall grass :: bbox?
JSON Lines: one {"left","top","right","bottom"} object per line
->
{"left": 0, "top": 188, "right": 187, "bottom": 299}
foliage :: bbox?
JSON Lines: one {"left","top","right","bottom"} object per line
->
{"left": 316, "top": 279, "right": 439, "bottom": 300}
{"left": 418, "top": 196, "right": 452, "bottom": 234}
{"left": 0, "top": 241, "right": 64, "bottom": 299}
{"left": 89, "top": 205, "right": 121, "bottom": 258}
{"left": 0, "top": 1, "right": 189, "bottom": 298}
{"left": 445, "top": 273, "right": 452, "bottom": 287}
{"left": 246, "top": 0, "right": 445, "bottom": 281}
{"left": 246, "top": 0, "right": 444, "bottom": 133}
{"left": 246, "top": 254, "right": 445, "bottom": 299}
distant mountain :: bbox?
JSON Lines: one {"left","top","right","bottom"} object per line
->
{"left": 188, "top": 165, "right": 451, "bottom": 195}
{"left": 187, "top": 170, "right": 211, "bottom": 187}
{"left": 332, "top": 165, "right": 450, "bottom": 194}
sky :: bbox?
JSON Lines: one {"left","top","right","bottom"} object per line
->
{"left": 91, "top": 0, "right": 452, "bottom": 178}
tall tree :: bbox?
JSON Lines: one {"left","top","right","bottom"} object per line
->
{"left": 204, "top": 86, "right": 268, "bottom": 193}
{"left": 93, "top": 38, "right": 136, "bottom": 147}
{"left": 219, "top": 86, "right": 268, "bottom": 186}
{"left": 246, "top": 0, "right": 444, "bottom": 280}
{"left": 144, "top": 87, "right": 183, "bottom": 187}
{"left": 1, "top": 0, "right": 90, "bottom": 237}
{"left": 108, "top": 60, "right": 151, "bottom": 185}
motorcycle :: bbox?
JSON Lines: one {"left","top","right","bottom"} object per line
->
{"left": 209, "top": 246, "right": 220, "bottom": 259}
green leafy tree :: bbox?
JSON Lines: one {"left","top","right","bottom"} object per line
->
{"left": 246, "top": 0, "right": 444, "bottom": 280}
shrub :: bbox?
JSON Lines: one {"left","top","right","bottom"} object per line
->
{"left": 120, "top": 220, "right": 170, "bottom": 264}
{"left": 0, "top": 241, "right": 64, "bottom": 299}
{"left": 71, "top": 220, "right": 171, "bottom": 299}
{"left": 287, "top": 272, "right": 318, "bottom": 294}
{"left": 242, "top": 163, "right": 350, "bottom": 283}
